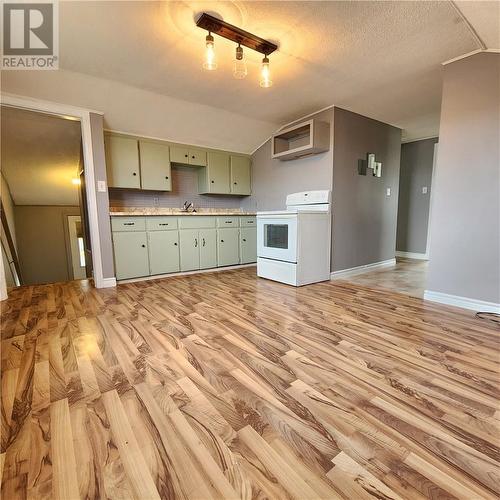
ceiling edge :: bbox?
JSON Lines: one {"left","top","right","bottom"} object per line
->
{"left": 449, "top": 1, "right": 486, "bottom": 50}
{"left": 442, "top": 48, "right": 500, "bottom": 66}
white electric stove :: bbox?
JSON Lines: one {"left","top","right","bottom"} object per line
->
{"left": 257, "top": 190, "right": 331, "bottom": 286}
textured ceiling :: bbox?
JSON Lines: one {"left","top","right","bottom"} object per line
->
{"left": 455, "top": 1, "right": 500, "bottom": 50}
{"left": 1, "top": 107, "right": 82, "bottom": 206}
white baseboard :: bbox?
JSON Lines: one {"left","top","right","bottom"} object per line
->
{"left": 97, "top": 277, "right": 117, "bottom": 288}
{"left": 424, "top": 290, "right": 500, "bottom": 313}
{"left": 118, "top": 263, "right": 256, "bottom": 284}
{"left": 396, "top": 251, "right": 429, "bottom": 260}
{"left": 330, "top": 258, "right": 396, "bottom": 280}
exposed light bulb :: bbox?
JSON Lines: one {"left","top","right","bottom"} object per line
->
{"left": 203, "top": 33, "right": 217, "bottom": 70}
{"left": 233, "top": 44, "right": 247, "bottom": 79}
{"left": 260, "top": 56, "right": 272, "bottom": 88}
{"left": 72, "top": 178, "right": 81, "bottom": 185}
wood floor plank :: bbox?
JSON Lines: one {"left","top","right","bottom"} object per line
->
{"left": 0, "top": 266, "right": 498, "bottom": 499}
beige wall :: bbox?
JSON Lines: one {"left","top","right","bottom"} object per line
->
{"left": 15, "top": 205, "right": 80, "bottom": 285}
{"left": 427, "top": 52, "right": 500, "bottom": 304}
{"left": 1, "top": 172, "right": 17, "bottom": 251}
{"left": 2, "top": 69, "right": 278, "bottom": 154}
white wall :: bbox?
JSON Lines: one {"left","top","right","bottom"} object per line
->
{"left": 1, "top": 69, "right": 278, "bottom": 154}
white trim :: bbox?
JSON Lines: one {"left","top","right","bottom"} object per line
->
{"left": 330, "top": 258, "right": 396, "bottom": 279}
{"left": 1, "top": 92, "right": 111, "bottom": 289}
{"left": 401, "top": 135, "right": 438, "bottom": 144}
{"left": 426, "top": 142, "right": 438, "bottom": 258}
{"left": 396, "top": 251, "right": 428, "bottom": 260}
{"left": 442, "top": 48, "right": 499, "bottom": 66}
{"left": 424, "top": 290, "right": 500, "bottom": 313}
{"left": 118, "top": 264, "right": 256, "bottom": 284}
{"left": 100, "top": 277, "right": 117, "bottom": 288}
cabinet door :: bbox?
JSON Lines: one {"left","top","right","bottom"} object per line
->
{"left": 170, "top": 146, "right": 190, "bottom": 164}
{"left": 230, "top": 156, "right": 251, "bottom": 195}
{"left": 139, "top": 141, "right": 171, "bottom": 191}
{"left": 148, "top": 231, "right": 179, "bottom": 275}
{"left": 179, "top": 229, "right": 200, "bottom": 271}
{"left": 112, "top": 231, "right": 149, "bottom": 280}
{"left": 240, "top": 227, "right": 257, "bottom": 264}
{"left": 189, "top": 150, "right": 207, "bottom": 167}
{"left": 217, "top": 228, "right": 239, "bottom": 267}
{"left": 207, "top": 152, "right": 230, "bottom": 194}
{"left": 199, "top": 229, "right": 217, "bottom": 269}
{"left": 105, "top": 136, "right": 141, "bottom": 189}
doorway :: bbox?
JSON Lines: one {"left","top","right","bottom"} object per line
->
{"left": 0, "top": 106, "right": 92, "bottom": 286}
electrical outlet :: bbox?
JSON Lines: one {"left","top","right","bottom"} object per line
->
{"left": 97, "top": 180, "right": 106, "bottom": 192}
{"left": 153, "top": 196, "right": 160, "bottom": 206}
{"left": 422, "top": 186, "right": 428, "bottom": 194}
{"left": 386, "top": 187, "right": 391, "bottom": 196}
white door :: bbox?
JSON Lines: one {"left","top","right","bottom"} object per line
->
{"left": 67, "top": 216, "right": 86, "bottom": 280}
{"left": 257, "top": 215, "right": 298, "bottom": 262}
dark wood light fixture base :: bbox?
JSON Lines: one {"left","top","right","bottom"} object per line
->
{"left": 196, "top": 13, "right": 278, "bottom": 55}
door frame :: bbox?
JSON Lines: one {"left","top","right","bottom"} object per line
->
{"left": 66, "top": 215, "right": 86, "bottom": 280}
{"left": 0, "top": 93, "right": 115, "bottom": 289}
{"left": 426, "top": 142, "right": 439, "bottom": 259}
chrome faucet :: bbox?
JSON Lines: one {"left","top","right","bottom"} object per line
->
{"left": 181, "top": 201, "right": 195, "bottom": 212}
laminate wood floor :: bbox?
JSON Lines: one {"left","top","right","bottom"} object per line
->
{"left": 340, "top": 258, "right": 428, "bottom": 298}
{"left": 1, "top": 267, "right": 499, "bottom": 499}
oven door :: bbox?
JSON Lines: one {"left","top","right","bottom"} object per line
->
{"left": 257, "top": 215, "right": 297, "bottom": 263}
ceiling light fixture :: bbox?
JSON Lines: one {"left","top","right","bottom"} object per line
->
{"left": 72, "top": 178, "right": 81, "bottom": 185}
{"left": 196, "top": 13, "right": 277, "bottom": 87}
{"left": 203, "top": 32, "right": 217, "bottom": 70}
{"left": 260, "top": 56, "right": 272, "bottom": 88}
{"left": 233, "top": 44, "right": 247, "bottom": 79}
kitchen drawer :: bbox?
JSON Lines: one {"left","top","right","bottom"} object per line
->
{"left": 240, "top": 216, "right": 256, "bottom": 227}
{"left": 216, "top": 216, "right": 239, "bottom": 227}
{"left": 111, "top": 217, "right": 146, "bottom": 232}
{"left": 146, "top": 216, "right": 178, "bottom": 231}
{"left": 178, "top": 216, "right": 216, "bottom": 229}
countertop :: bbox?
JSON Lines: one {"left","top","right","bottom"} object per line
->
{"left": 110, "top": 207, "right": 256, "bottom": 216}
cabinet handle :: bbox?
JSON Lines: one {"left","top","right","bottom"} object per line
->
{"left": 243, "top": 238, "right": 246, "bottom": 242}
{"left": 194, "top": 238, "right": 198, "bottom": 247}
{"left": 211, "top": 180, "right": 214, "bottom": 184}
{"left": 133, "top": 172, "right": 137, "bottom": 176}
{"left": 123, "top": 222, "right": 135, "bottom": 226}
{"left": 221, "top": 239, "right": 224, "bottom": 243}
{"left": 141, "top": 244, "right": 146, "bottom": 248}
{"left": 202, "top": 238, "right": 205, "bottom": 246}
{"left": 234, "top": 182, "right": 237, "bottom": 185}
{"left": 159, "top": 223, "right": 169, "bottom": 226}
{"left": 191, "top": 155, "right": 195, "bottom": 159}
{"left": 184, "top": 154, "right": 188, "bottom": 158}
{"left": 225, "top": 221, "right": 232, "bottom": 224}
{"left": 174, "top": 242, "right": 178, "bottom": 246}
{"left": 165, "top": 176, "right": 169, "bottom": 180}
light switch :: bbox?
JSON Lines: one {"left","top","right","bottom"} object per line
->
{"left": 97, "top": 180, "right": 107, "bottom": 192}
{"left": 386, "top": 187, "right": 391, "bottom": 196}
{"left": 422, "top": 186, "right": 428, "bottom": 194}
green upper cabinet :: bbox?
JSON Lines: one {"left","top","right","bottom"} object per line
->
{"left": 230, "top": 156, "right": 251, "bottom": 195}
{"left": 171, "top": 146, "right": 207, "bottom": 167}
{"left": 199, "top": 152, "right": 230, "bottom": 194}
{"left": 139, "top": 141, "right": 171, "bottom": 191}
{"left": 105, "top": 135, "right": 141, "bottom": 189}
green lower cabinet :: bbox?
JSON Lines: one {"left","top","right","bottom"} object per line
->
{"left": 179, "top": 229, "right": 200, "bottom": 271}
{"left": 148, "top": 231, "right": 179, "bottom": 275}
{"left": 240, "top": 227, "right": 257, "bottom": 264}
{"left": 112, "top": 231, "right": 149, "bottom": 280}
{"left": 199, "top": 229, "right": 217, "bottom": 269}
{"left": 217, "top": 228, "right": 240, "bottom": 267}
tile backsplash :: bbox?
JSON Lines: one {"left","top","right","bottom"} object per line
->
{"left": 109, "top": 166, "right": 243, "bottom": 209}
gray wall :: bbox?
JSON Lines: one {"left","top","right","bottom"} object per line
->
{"left": 396, "top": 137, "right": 438, "bottom": 254}
{"left": 14, "top": 205, "right": 80, "bottom": 285}
{"left": 241, "top": 108, "right": 334, "bottom": 212}
{"left": 427, "top": 52, "right": 500, "bottom": 303}
{"left": 332, "top": 108, "right": 402, "bottom": 272}
{"left": 89, "top": 113, "right": 115, "bottom": 280}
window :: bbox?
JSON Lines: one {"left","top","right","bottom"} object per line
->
{"left": 78, "top": 237, "right": 86, "bottom": 267}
